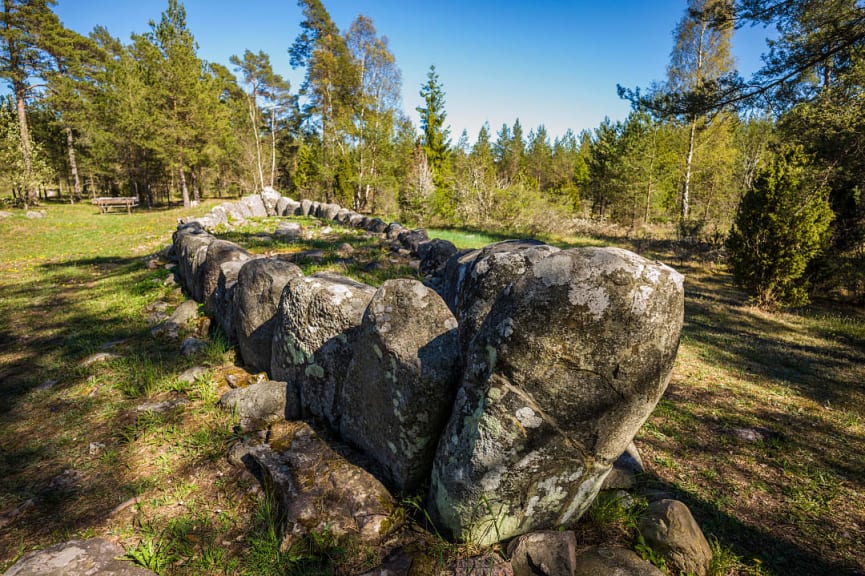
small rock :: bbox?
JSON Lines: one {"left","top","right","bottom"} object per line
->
{"left": 2, "top": 538, "right": 157, "bottom": 575}
{"left": 78, "top": 351, "right": 123, "bottom": 368}
{"left": 0, "top": 210, "right": 13, "bottom": 219}
{"left": 274, "top": 222, "right": 302, "bottom": 241}
{"left": 177, "top": 366, "right": 208, "bottom": 384}
{"left": 25, "top": 210, "right": 46, "bottom": 219}
{"left": 730, "top": 427, "right": 774, "bottom": 443}
{"left": 48, "top": 469, "right": 83, "bottom": 491}
{"left": 320, "top": 225, "right": 333, "bottom": 235}
{"left": 88, "top": 442, "right": 106, "bottom": 456}
{"left": 180, "top": 337, "right": 207, "bottom": 356}
{"left": 144, "top": 257, "right": 162, "bottom": 270}
{"left": 336, "top": 242, "right": 355, "bottom": 256}
{"left": 35, "top": 379, "right": 59, "bottom": 392}
{"left": 450, "top": 553, "right": 513, "bottom": 576}
{"left": 508, "top": 531, "right": 577, "bottom": 576}
{"left": 573, "top": 546, "right": 665, "bottom": 576}
{"left": 357, "top": 549, "right": 412, "bottom": 576}
{"left": 219, "top": 380, "right": 292, "bottom": 431}
{"left": 168, "top": 300, "right": 199, "bottom": 325}
{"left": 99, "top": 339, "right": 127, "bottom": 350}
{"left": 638, "top": 499, "right": 712, "bottom": 576}
{"left": 135, "top": 397, "right": 189, "bottom": 413}
{"left": 162, "top": 275, "right": 177, "bottom": 286}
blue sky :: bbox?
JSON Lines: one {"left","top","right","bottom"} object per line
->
{"left": 54, "top": 0, "right": 771, "bottom": 142}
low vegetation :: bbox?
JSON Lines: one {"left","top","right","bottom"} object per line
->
{"left": 0, "top": 202, "right": 862, "bottom": 575}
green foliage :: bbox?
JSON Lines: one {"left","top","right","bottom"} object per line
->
{"left": 727, "top": 146, "right": 834, "bottom": 308}
{"left": 416, "top": 65, "right": 451, "bottom": 191}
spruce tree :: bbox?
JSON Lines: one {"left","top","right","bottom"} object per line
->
{"left": 726, "top": 146, "right": 834, "bottom": 308}
{"left": 416, "top": 64, "right": 450, "bottom": 188}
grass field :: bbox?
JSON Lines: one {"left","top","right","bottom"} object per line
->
{"left": 0, "top": 201, "right": 863, "bottom": 575}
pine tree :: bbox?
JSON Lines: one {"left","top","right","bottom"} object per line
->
{"left": 416, "top": 64, "right": 450, "bottom": 188}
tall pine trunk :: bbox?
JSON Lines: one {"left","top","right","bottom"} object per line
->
{"left": 65, "top": 125, "right": 82, "bottom": 201}
{"left": 14, "top": 81, "right": 37, "bottom": 208}
{"left": 179, "top": 168, "right": 190, "bottom": 208}
{"left": 681, "top": 120, "right": 697, "bottom": 223}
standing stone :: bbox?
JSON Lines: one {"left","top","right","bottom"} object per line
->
{"left": 3, "top": 538, "right": 157, "bottom": 576}
{"left": 385, "top": 222, "right": 405, "bottom": 240}
{"left": 213, "top": 260, "right": 247, "bottom": 341}
{"left": 418, "top": 238, "right": 458, "bottom": 277}
{"left": 335, "top": 208, "right": 352, "bottom": 224}
{"left": 234, "top": 258, "right": 303, "bottom": 374}
{"left": 339, "top": 279, "right": 461, "bottom": 493}
{"left": 449, "top": 239, "right": 561, "bottom": 350}
{"left": 260, "top": 186, "right": 281, "bottom": 216}
{"left": 198, "top": 240, "right": 252, "bottom": 311}
{"left": 271, "top": 272, "right": 375, "bottom": 426}
{"left": 209, "top": 205, "right": 229, "bottom": 225}
{"left": 242, "top": 194, "right": 268, "bottom": 218}
{"left": 638, "top": 499, "right": 712, "bottom": 576}
{"left": 429, "top": 248, "right": 684, "bottom": 545}
{"left": 172, "top": 224, "right": 214, "bottom": 299}
{"left": 349, "top": 214, "right": 365, "bottom": 228}
{"left": 312, "top": 201, "right": 322, "bottom": 217}
{"left": 300, "top": 198, "right": 313, "bottom": 217}
{"left": 322, "top": 203, "right": 341, "bottom": 220}
{"left": 396, "top": 228, "right": 429, "bottom": 253}
{"left": 438, "top": 248, "right": 480, "bottom": 311}
{"left": 365, "top": 217, "right": 387, "bottom": 233}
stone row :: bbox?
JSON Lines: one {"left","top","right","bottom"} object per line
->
{"left": 170, "top": 189, "right": 685, "bottom": 546}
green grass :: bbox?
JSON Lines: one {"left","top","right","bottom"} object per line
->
{"left": 1, "top": 200, "right": 863, "bottom": 575}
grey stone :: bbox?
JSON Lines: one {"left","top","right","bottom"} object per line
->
{"left": 637, "top": 499, "right": 712, "bottom": 576}
{"left": 448, "top": 239, "right": 561, "bottom": 351}
{"left": 235, "top": 199, "right": 254, "bottom": 218}
{"left": 169, "top": 299, "right": 199, "bottom": 326}
{"left": 335, "top": 209, "right": 353, "bottom": 225}
{"left": 180, "top": 337, "right": 207, "bottom": 356}
{"left": 3, "top": 538, "right": 157, "bottom": 576}
{"left": 234, "top": 258, "right": 303, "bottom": 374}
{"left": 271, "top": 272, "right": 375, "bottom": 425}
{"left": 365, "top": 217, "right": 387, "bottom": 233}
{"left": 0, "top": 210, "right": 13, "bottom": 219}
{"left": 239, "top": 422, "right": 394, "bottom": 550}
{"left": 507, "top": 531, "right": 577, "bottom": 576}
{"left": 573, "top": 546, "right": 665, "bottom": 576}
{"left": 177, "top": 366, "right": 208, "bottom": 383}
{"left": 261, "top": 186, "right": 281, "bottom": 216}
{"left": 312, "top": 201, "right": 322, "bottom": 217}
{"left": 418, "top": 238, "right": 458, "bottom": 277}
{"left": 241, "top": 194, "right": 267, "bottom": 218}
{"left": 429, "top": 247, "right": 684, "bottom": 545}
{"left": 78, "top": 351, "right": 123, "bottom": 368}
{"left": 25, "top": 210, "right": 45, "bottom": 219}
{"left": 224, "top": 201, "right": 248, "bottom": 221}
{"left": 172, "top": 224, "right": 214, "bottom": 298}
{"left": 322, "top": 203, "right": 341, "bottom": 220}
{"left": 219, "top": 380, "right": 292, "bottom": 431}
{"left": 213, "top": 260, "right": 247, "bottom": 341}
{"left": 198, "top": 240, "right": 252, "bottom": 311}
{"left": 349, "top": 214, "right": 366, "bottom": 228}
{"left": 209, "top": 205, "right": 229, "bottom": 225}
{"left": 385, "top": 222, "right": 405, "bottom": 240}
{"left": 357, "top": 549, "right": 412, "bottom": 576}
{"left": 300, "top": 198, "right": 313, "bottom": 217}
{"left": 602, "top": 441, "right": 645, "bottom": 490}
{"left": 274, "top": 222, "right": 302, "bottom": 241}
{"left": 339, "top": 279, "right": 461, "bottom": 493}
{"left": 396, "top": 228, "right": 428, "bottom": 253}
{"left": 135, "top": 397, "right": 188, "bottom": 413}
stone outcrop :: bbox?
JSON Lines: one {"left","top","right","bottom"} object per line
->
{"left": 429, "top": 247, "right": 684, "bottom": 545}
{"left": 339, "top": 279, "right": 461, "bottom": 493}
{"left": 233, "top": 258, "right": 303, "bottom": 374}
{"left": 3, "top": 538, "right": 157, "bottom": 576}
{"left": 270, "top": 272, "right": 375, "bottom": 424}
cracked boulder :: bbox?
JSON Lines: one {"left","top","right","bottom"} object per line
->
{"left": 233, "top": 258, "right": 303, "bottom": 373}
{"left": 339, "top": 279, "right": 461, "bottom": 493}
{"left": 428, "top": 247, "right": 684, "bottom": 545}
{"left": 199, "top": 240, "right": 252, "bottom": 312}
{"left": 271, "top": 272, "right": 375, "bottom": 425}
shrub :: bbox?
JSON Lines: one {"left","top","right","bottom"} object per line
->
{"left": 726, "top": 146, "right": 834, "bottom": 308}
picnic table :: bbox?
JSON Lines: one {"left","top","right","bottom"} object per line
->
{"left": 92, "top": 197, "right": 139, "bottom": 214}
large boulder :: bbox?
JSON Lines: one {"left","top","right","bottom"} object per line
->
{"left": 638, "top": 499, "right": 712, "bottom": 576}
{"left": 418, "top": 238, "right": 458, "bottom": 277}
{"left": 172, "top": 223, "right": 214, "bottom": 298}
{"left": 339, "top": 279, "right": 461, "bottom": 493}
{"left": 242, "top": 194, "right": 268, "bottom": 218}
{"left": 428, "top": 247, "right": 684, "bottom": 545}
{"left": 233, "top": 258, "right": 303, "bottom": 374}
{"left": 271, "top": 272, "right": 375, "bottom": 426}
{"left": 260, "top": 186, "right": 281, "bottom": 216}
{"left": 396, "top": 228, "right": 429, "bottom": 254}
{"left": 213, "top": 260, "right": 247, "bottom": 341}
{"left": 236, "top": 423, "right": 395, "bottom": 551}
{"left": 365, "top": 217, "right": 387, "bottom": 233}
{"left": 446, "top": 239, "right": 561, "bottom": 350}
{"left": 222, "top": 202, "right": 246, "bottom": 223}
{"left": 198, "top": 240, "right": 252, "bottom": 311}
{"left": 3, "top": 538, "right": 157, "bottom": 576}
{"left": 322, "top": 203, "right": 341, "bottom": 220}
{"left": 300, "top": 198, "right": 314, "bottom": 217}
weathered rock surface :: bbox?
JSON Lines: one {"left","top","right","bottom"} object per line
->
{"left": 418, "top": 238, "right": 458, "bottom": 277}
{"left": 242, "top": 194, "right": 267, "bottom": 218}
{"left": 180, "top": 336, "right": 207, "bottom": 356}
{"left": 339, "top": 279, "right": 461, "bottom": 493}
{"left": 396, "top": 228, "right": 428, "bottom": 253}
{"left": 447, "top": 239, "right": 561, "bottom": 350}
{"left": 300, "top": 198, "right": 313, "bottom": 217}
{"left": 276, "top": 196, "right": 299, "bottom": 216}
{"left": 271, "top": 273, "right": 375, "bottom": 425}
{"left": 3, "top": 538, "right": 157, "bottom": 576}
{"left": 429, "top": 247, "right": 684, "bottom": 545}
{"left": 322, "top": 203, "right": 341, "bottom": 220}
{"left": 365, "top": 217, "right": 387, "bottom": 233}
{"left": 238, "top": 422, "right": 394, "bottom": 550}
{"left": 213, "top": 260, "right": 246, "bottom": 341}
{"left": 199, "top": 240, "right": 252, "bottom": 311}
{"left": 508, "top": 530, "right": 577, "bottom": 576}
{"left": 260, "top": 186, "right": 281, "bottom": 216}
{"left": 219, "top": 380, "right": 291, "bottom": 430}
{"left": 233, "top": 258, "right": 303, "bottom": 374}
{"left": 173, "top": 223, "right": 214, "bottom": 297}
{"left": 638, "top": 499, "right": 712, "bottom": 576}
{"left": 572, "top": 546, "right": 665, "bottom": 576}
{"left": 274, "top": 222, "right": 302, "bottom": 241}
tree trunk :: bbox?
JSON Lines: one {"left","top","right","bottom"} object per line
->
{"left": 191, "top": 168, "right": 200, "bottom": 202}
{"left": 270, "top": 105, "right": 277, "bottom": 188}
{"left": 14, "top": 82, "right": 37, "bottom": 208}
{"left": 65, "top": 125, "right": 82, "bottom": 201}
{"left": 179, "top": 168, "right": 191, "bottom": 208}
{"left": 681, "top": 120, "right": 697, "bottom": 223}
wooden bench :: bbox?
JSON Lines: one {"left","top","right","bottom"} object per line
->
{"left": 92, "top": 197, "right": 139, "bottom": 214}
